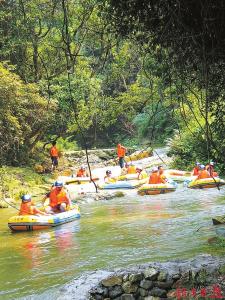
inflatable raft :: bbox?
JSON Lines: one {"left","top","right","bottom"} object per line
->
{"left": 165, "top": 169, "right": 192, "bottom": 182}
{"left": 125, "top": 149, "right": 152, "bottom": 162}
{"left": 57, "top": 176, "right": 99, "bottom": 185}
{"left": 98, "top": 178, "right": 147, "bottom": 190}
{"left": 8, "top": 206, "right": 80, "bottom": 232}
{"left": 138, "top": 183, "right": 176, "bottom": 195}
{"left": 188, "top": 177, "right": 225, "bottom": 189}
{"left": 117, "top": 173, "right": 148, "bottom": 181}
{"left": 65, "top": 177, "right": 99, "bottom": 185}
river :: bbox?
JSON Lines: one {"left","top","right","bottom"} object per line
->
{"left": 0, "top": 151, "right": 225, "bottom": 299}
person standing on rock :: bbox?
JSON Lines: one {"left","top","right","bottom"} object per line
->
{"left": 117, "top": 144, "right": 127, "bottom": 168}
{"left": 50, "top": 141, "right": 59, "bottom": 171}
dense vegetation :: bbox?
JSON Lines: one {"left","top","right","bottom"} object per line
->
{"left": 0, "top": 0, "right": 224, "bottom": 171}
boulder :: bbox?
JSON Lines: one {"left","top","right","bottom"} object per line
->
{"left": 143, "top": 268, "right": 159, "bottom": 280}
{"left": 122, "top": 281, "right": 138, "bottom": 293}
{"left": 101, "top": 276, "right": 123, "bottom": 287}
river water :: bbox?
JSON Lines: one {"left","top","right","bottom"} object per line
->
{"left": 0, "top": 153, "right": 225, "bottom": 299}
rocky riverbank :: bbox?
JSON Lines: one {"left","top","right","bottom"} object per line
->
{"left": 55, "top": 255, "right": 225, "bottom": 300}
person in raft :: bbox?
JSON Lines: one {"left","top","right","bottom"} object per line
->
{"left": 76, "top": 165, "right": 89, "bottom": 177}
{"left": 104, "top": 170, "right": 117, "bottom": 183}
{"left": 195, "top": 165, "right": 210, "bottom": 180}
{"left": 126, "top": 163, "right": 136, "bottom": 174}
{"left": 136, "top": 165, "right": 148, "bottom": 180}
{"left": 158, "top": 166, "right": 167, "bottom": 183}
{"left": 117, "top": 143, "right": 127, "bottom": 168}
{"left": 206, "top": 161, "right": 218, "bottom": 177}
{"left": 43, "top": 181, "right": 72, "bottom": 213}
{"left": 148, "top": 167, "right": 160, "bottom": 184}
{"left": 19, "top": 195, "right": 48, "bottom": 216}
{"left": 50, "top": 141, "right": 59, "bottom": 171}
{"left": 192, "top": 162, "right": 200, "bottom": 176}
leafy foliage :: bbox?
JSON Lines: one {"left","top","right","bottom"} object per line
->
{"left": 0, "top": 63, "right": 55, "bottom": 165}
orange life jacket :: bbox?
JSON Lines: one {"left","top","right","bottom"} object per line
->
{"left": 197, "top": 170, "right": 210, "bottom": 180}
{"left": 149, "top": 173, "right": 160, "bottom": 184}
{"left": 192, "top": 167, "right": 199, "bottom": 176}
{"left": 127, "top": 165, "right": 136, "bottom": 174}
{"left": 49, "top": 188, "right": 69, "bottom": 207}
{"left": 117, "top": 145, "right": 126, "bottom": 157}
{"left": 158, "top": 174, "right": 166, "bottom": 184}
{"left": 19, "top": 201, "right": 35, "bottom": 215}
{"left": 50, "top": 146, "right": 58, "bottom": 157}
{"left": 76, "top": 169, "right": 86, "bottom": 177}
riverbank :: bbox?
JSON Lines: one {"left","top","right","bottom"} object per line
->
{"left": 49, "top": 255, "right": 225, "bottom": 299}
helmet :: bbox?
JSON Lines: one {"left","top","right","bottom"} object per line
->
{"left": 81, "top": 165, "right": 86, "bottom": 170}
{"left": 152, "top": 167, "right": 158, "bottom": 172}
{"left": 210, "top": 161, "right": 214, "bottom": 166}
{"left": 195, "top": 162, "right": 200, "bottom": 166}
{"left": 199, "top": 164, "right": 205, "bottom": 170}
{"left": 106, "top": 170, "right": 112, "bottom": 175}
{"left": 21, "top": 194, "right": 31, "bottom": 202}
{"left": 54, "top": 181, "right": 63, "bottom": 187}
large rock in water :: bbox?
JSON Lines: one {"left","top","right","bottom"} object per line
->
{"left": 212, "top": 216, "right": 225, "bottom": 225}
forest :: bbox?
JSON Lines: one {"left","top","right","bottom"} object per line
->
{"left": 0, "top": 0, "right": 224, "bottom": 171}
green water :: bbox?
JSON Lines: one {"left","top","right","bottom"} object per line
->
{"left": 0, "top": 186, "right": 225, "bottom": 299}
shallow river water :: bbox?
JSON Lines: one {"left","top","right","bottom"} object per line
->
{"left": 0, "top": 160, "right": 225, "bottom": 299}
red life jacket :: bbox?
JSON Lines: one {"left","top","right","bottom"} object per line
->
{"left": 192, "top": 167, "right": 199, "bottom": 176}
{"left": 19, "top": 201, "right": 35, "bottom": 215}
{"left": 76, "top": 169, "right": 86, "bottom": 177}
{"left": 149, "top": 173, "right": 160, "bottom": 184}
{"left": 50, "top": 146, "right": 58, "bottom": 157}
{"left": 197, "top": 170, "right": 210, "bottom": 180}
{"left": 49, "top": 188, "right": 69, "bottom": 207}
{"left": 117, "top": 145, "right": 126, "bottom": 157}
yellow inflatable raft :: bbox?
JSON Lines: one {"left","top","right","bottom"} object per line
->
{"left": 57, "top": 176, "right": 99, "bottom": 185}
{"left": 125, "top": 149, "right": 152, "bottom": 162}
{"left": 117, "top": 173, "right": 148, "bottom": 181}
{"left": 138, "top": 183, "right": 176, "bottom": 195}
{"left": 98, "top": 178, "right": 148, "bottom": 189}
{"left": 188, "top": 177, "right": 225, "bottom": 189}
{"left": 8, "top": 205, "right": 80, "bottom": 232}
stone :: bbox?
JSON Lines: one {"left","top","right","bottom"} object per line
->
{"left": 139, "top": 288, "right": 148, "bottom": 297}
{"left": 157, "top": 271, "right": 168, "bottom": 282}
{"left": 129, "top": 273, "right": 143, "bottom": 283}
{"left": 154, "top": 280, "right": 173, "bottom": 289}
{"left": 149, "top": 287, "right": 167, "bottom": 298}
{"left": 113, "top": 191, "right": 125, "bottom": 198}
{"left": 102, "top": 276, "right": 123, "bottom": 287}
{"left": 172, "top": 273, "right": 181, "bottom": 280}
{"left": 144, "top": 297, "right": 160, "bottom": 300}
{"left": 108, "top": 285, "right": 123, "bottom": 298}
{"left": 140, "top": 279, "right": 153, "bottom": 290}
{"left": 122, "top": 281, "right": 138, "bottom": 293}
{"left": 121, "top": 294, "right": 135, "bottom": 300}
{"left": 123, "top": 274, "right": 130, "bottom": 282}
{"left": 93, "top": 294, "right": 103, "bottom": 300}
{"left": 90, "top": 286, "right": 108, "bottom": 296}
{"left": 143, "top": 268, "right": 159, "bottom": 280}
